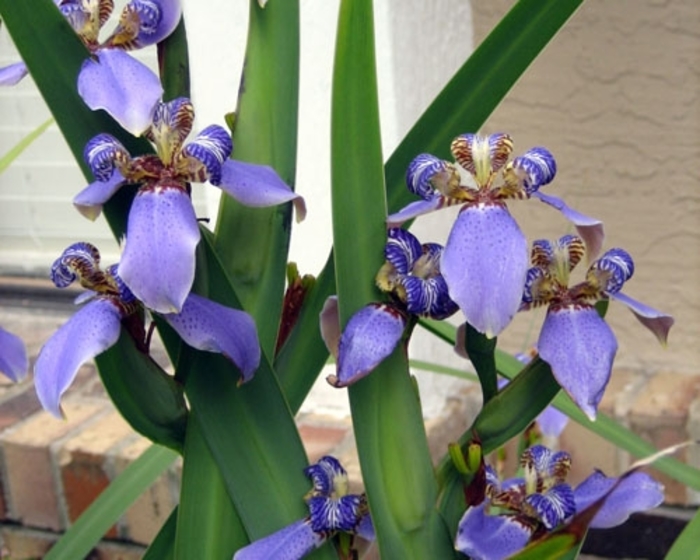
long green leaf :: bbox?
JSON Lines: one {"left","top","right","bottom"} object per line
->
{"left": 666, "top": 507, "right": 700, "bottom": 560}
{"left": 0, "top": 117, "right": 54, "bottom": 174}
{"left": 143, "top": 508, "right": 177, "bottom": 560}
{"left": 44, "top": 445, "right": 178, "bottom": 560}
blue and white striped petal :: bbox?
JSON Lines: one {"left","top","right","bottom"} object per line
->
{"left": 523, "top": 484, "right": 576, "bottom": 530}
{"left": 308, "top": 495, "right": 363, "bottom": 533}
{"left": 0, "top": 326, "right": 28, "bottom": 383}
{"left": 106, "top": 0, "right": 182, "bottom": 50}
{"left": 328, "top": 303, "right": 407, "bottom": 388}
{"left": 451, "top": 133, "right": 513, "bottom": 187}
{"left": 0, "top": 62, "right": 28, "bottom": 86}
{"left": 232, "top": 519, "right": 324, "bottom": 560}
{"left": 304, "top": 455, "right": 347, "bottom": 498}
{"left": 50, "top": 242, "right": 103, "bottom": 289}
{"left": 401, "top": 274, "right": 458, "bottom": 319}
{"left": 406, "top": 154, "right": 461, "bottom": 199}
{"left": 504, "top": 147, "right": 557, "bottom": 195}
{"left": 384, "top": 228, "right": 422, "bottom": 275}
{"left": 537, "top": 305, "right": 618, "bottom": 421}
{"left": 84, "top": 133, "right": 132, "bottom": 182}
{"left": 521, "top": 445, "right": 571, "bottom": 488}
{"left": 178, "top": 125, "right": 233, "bottom": 184}
{"left": 587, "top": 248, "right": 634, "bottom": 295}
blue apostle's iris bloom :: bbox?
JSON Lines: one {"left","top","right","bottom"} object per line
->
{"left": 321, "top": 228, "right": 458, "bottom": 387}
{"left": 33, "top": 242, "right": 261, "bottom": 417}
{"left": 520, "top": 235, "right": 673, "bottom": 420}
{"left": 233, "top": 456, "right": 374, "bottom": 560}
{"left": 455, "top": 445, "right": 664, "bottom": 560}
{"left": 0, "top": 326, "right": 28, "bottom": 383}
{"left": 0, "top": 0, "right": 182, "bottom": 135}
{"left": 388, "top": 133, "right": 604, "bottom": 338}
{"left": 75, "top": 97, "right": 305, "bottom": 313}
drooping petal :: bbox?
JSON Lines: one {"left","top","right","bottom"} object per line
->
{"left": 73, "top": 170, "right": 127, "bottom": 221}
{"left": 0, "top": 326, "right": 28, "bottom": 382}
{"left": 178, "top": 125, "right": 233, "bottom": 184}
{"left": 107, "top": 0, "right": 182, "bottom": 49}
{"left": 328, "top": 303, "right": 406, "bottom": 388}
{"left": 78, "top": 49, "right": 163, "bottom": 135}
{"left": 217, "top": 160, "right": 306, "bottom": 222}
{"left": 455, "top": 502, "right": 533, "bottom": 560}
{"left": 406, "top": 153, "right": 462, "bottom": 199}
{"left": 386, "top": 196, "right": 447, "bottom": 227}
{"left": 442, "top": 204, "right": 528, "bottom": 337}
{"left": 118, "top": 185, "right": 200, "bottom": 313}
{"left": 610, "top": 291, "right": 674, "bottom": 346}
{"left": 573, "top": 470, "right": 664, "bottom": 529}
{"left": 161, "top": 293, "right": 260, "bottom": 382}
{"left": 537, "top": 306, "right": 618, "bottom": 421}
{"left": 319, "top": 296, "right": 340, "bottom": 359}
{"left": 34, "top": 299, "right": 122, "bottom": 417}
{"left": 0, "top": 61, "right": 28, "bottom": 86}
{"left": 532, "top": 192, "right": 605, "bottom": 262}
{"left": 233, "top": 519, "right": 324, "bottom": 560}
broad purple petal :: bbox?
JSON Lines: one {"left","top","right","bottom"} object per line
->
{"left": 0, "top": 61, "right": 28, "bottom": 86}
{"left": 0, "top": 326, "right": 28, "bottom": 382}
{"left": 73, "top": 170, "right": 126, "bottom": 220}
{"left": 319, "top": 296, "right": 340, "bottom": 358}
{"left": 610, "top": 292, "right": 674, "bottom": 345}
{"left": 78, "top": 49, "right": 163, "bottom": 136}
{"left": 118, "top": 186, "right": 200, "bottom": 313}
{"left": 533, "top": 192, "right": 605, "bottom": 262}
{"left": 161, "top": 293, "right": 260, "bottom": 382}
{"left": 217, "top": 160, "right": 306, "bottom": 222}
{"left": 538, "top": 306, "right": 618, "bottom": 421}
{"left": 328, "top": 304, "right": 406, "bottom": 388}
{"left": 386, "top": 196, "right": 446, "bottom": 227}
{"left": 34, "top": 299, "right": 122, "bottom": 417}
{"left": 574, "top": 470, "right": 664, "bottom": 529}
{"left": 233, "top": 519, "right": 324, "bottom": 560}
{"left": 442, "top": 204, "right": 528, "bottom": 337}
{"left": 455, "top": 502, "right": 532, "bottom": 560}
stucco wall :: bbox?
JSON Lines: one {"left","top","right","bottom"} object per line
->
{"left": 466, "top": 0, "right": 700, "bottom": 375}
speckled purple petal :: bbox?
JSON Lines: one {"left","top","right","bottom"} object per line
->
{"left": 233, "top": 519, "right": 324, "bottom": 560}
{"left": 78, "top": 49, "right": 163, "bottom": 135}
{"left": 34, "top": 299, "right": 122, "bottom": 417}
{"left": 162, "top": 293, "right": 260, "bottom": 382}
{"left": 319, "top": 296, "right": 340, "bottom": 358}
{"left": 574, "top": 470, "right": 664, "bottom": 529}
{"left": 442, "top": 204, "right": 528, "bottom": 337}
{"left": 118, "top": 186, "right": 200, "bottom": 313}
{"left": 455, "top": 502, "right": 532, "bottom": 560}
{"left": 0, "top": 326, "right": 28, "bottom": 382}
{"left": 217, "top": 160, "right": 306, "bottom": 222}
{"left": 532, "top": 192, "right": 605, "bottom": 262}
{"left": 610, "top": 291, "right": 674, "bottom": 345}
{"left": 538, "top": 306, "right": 617, "bottom": 421}
{"left": 73, "top": 170, "right": 126, "bottom": 221}
{"left": 0, "top": 62, "right": 28, "bottom": 86}
{"left": 328, "top": 303, "right": 406, "bottom": 388}
{"left": 386, "top": 196, "right": 445, "bottom": 228}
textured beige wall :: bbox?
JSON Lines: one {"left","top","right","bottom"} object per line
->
{"left": 469, "top": 0, "right": 700, "bottom": 375}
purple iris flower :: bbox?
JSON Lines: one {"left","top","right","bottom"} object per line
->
{"left": 233, "top": 455, "right": 374, "bottom": 560}
{"left": 387, "top": 133, "right": 603, "bottom": 338}
{"left": 455, "top": 444, "right": 664, "bottom": 560}
{"left": 0, "top": 326, "right": 28, "bottom": 383}
{"left": 33, "top": 242, "right": 260, "bottom": 417}
{"left": 520, "top": 235, "right": 673, "bottom": 420}
{"left": 0, "top": 0, "right": 182, "bottom": 135}
{"left": 321, "top": 228, "right": 458, "bottom": 387}
{"left": 74, "top": 97, "right": 305, "bottom": 313}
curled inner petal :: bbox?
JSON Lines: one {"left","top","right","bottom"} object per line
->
{"left": 587, "top": 248, "right": 635, "bottom": 295}
{"left": 406, "top": 154, "right": 462, "bottom": 200}
{"left": 502, "top": 146, "right": 557, "bottom": 195}
{"left": 305, "top": 455, "right": 348, "bottom": 498}
{"left": 451, "top": 133, "right": 513, "bottom": 188}
{"left": 148, "top": 97, "right": 195, "bottom": 164}
{"left": 50, "top": 242, "right": 113, "bottom": 294}
{"left": 308, "top": 495, "right": 363, "bottom": 533}
{"left": 177, "top": 124, "right": 233, "bottom": 184}
{"left": 84, "top": 133, "right": 132, "bottom": 182}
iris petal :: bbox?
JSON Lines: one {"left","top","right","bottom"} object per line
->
{"left": 178, "top": 125, "right": 233, "bottom": 184}
{"left": 305, "top": 455, "right": 347, "bottom": 497}
{"left": 84, "top": 133, "right": 132, "bottom": 182}
{"left": 161, "top": 293, "right": 261, "bottom": 383}
{"left": 232, "top": 519, "right": 324, "bottom": 560}
{"left": 78, "top": 49, "right": 163, "bottom": 136}
{"left": 386, "top": 196, "right": 446, "bottom": 227}
{"left": 442, "top": 204, "right": 528, "bottom": 337}
{"left": 319, "top": 296, "right": 340, "bottom": 358}
{"left": 384, "top": 228, "right": 422, "bottom": 275}
{"left": 504, "top": 147, "right": 557, "bottom": 195}
{"left": 610, "top": 291, "right": 674, "bottom": 346}
{"left": 532, "top": 192, "right": 605, "bottom": 262}
{"left": 34, "top": 299, "right": 122, "bottom": 417}
{"left": 217, "top": 160, "right": 306, "bottom": 222}
{"left": 73, "top": 170, "right": 127, "bottom": 221}
{"left": 328, "top": 303, "right": 406, "bottom": 388}
{"left": 573, "top": 470, "right": 664, "bottom": 529}
{"left": 455, "top": 502, "right": 533, "bottom": 560}
{"left": 405, "top": 154, "right": 461, "bottom": 199}
{"left": 524, "top": 484, "right": 576, "bottom": 529}
{"left": 149, "top": 97, "right": 194, "bottom": 161}
{"left": 0, "top": 61, "right": 29, "bottom": 86}
{"left": 112, "top": 0, "right": 182, "bottom": 49}
{"left": 0, "top": 326, "right": 28, "bottom": 382}
{"left": 118, "top": 186, "right": 200, "bottom": 313}
{"left": 589, "top": 248, "right": 634, "bottom": 294}
{"left": 537, "top": 306, "right": 617, "bottom": 421}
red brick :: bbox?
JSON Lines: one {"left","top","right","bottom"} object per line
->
{"left": 0, "top": 399, "right": 104, "bottom": 530}
{"left": 57, "top": 410, "right": 135, "bottom": 537}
